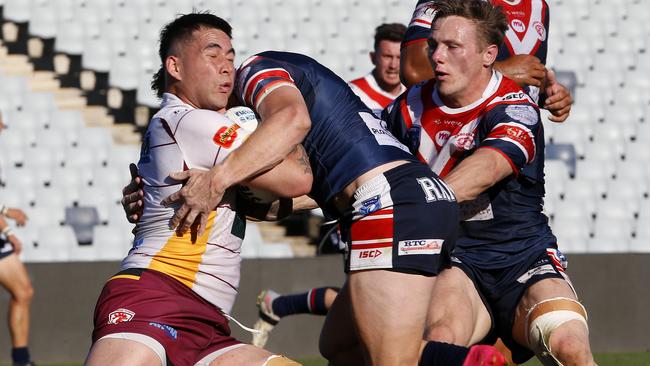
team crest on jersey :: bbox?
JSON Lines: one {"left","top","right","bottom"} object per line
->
{"left": 505, "top": 105, "right": 538, "bottom": 126}
{"left": 213, "top": 124, "right": 240, "bottom": 148}
{"left": 510, "top": 19, "right": 526, "bottom": 33}
{"left": 533, "top": 21, "right": 546, "bottom": 41}
{"left": 454, "top": 132, "right": 475, "bottom": 150}
{"left": 108, "top": 308, "right": 135, "bottom": 324}
{"left": 359, "top": 195, "right": 382, "bottom": 215}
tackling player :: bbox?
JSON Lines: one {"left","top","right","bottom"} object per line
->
{"left": 401, "top": 0, "right": 572, "bottom": 123}
{"left": 85, "top": 13, "right": 310, "bottom": 366}
{"left": 386, "top": 1, "right": 596, "bottom": 365}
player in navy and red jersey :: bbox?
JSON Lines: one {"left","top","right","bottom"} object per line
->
{"left": 349, "top": 23, "right": 407, "bottom": 117}
{"left": 401, "top": 0, "right": 572, "bottom": 123}
{"left": 383, "top": 1, "right": 596, "bottom": 365}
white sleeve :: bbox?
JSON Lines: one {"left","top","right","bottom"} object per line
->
{"left": 171, "top": 107, "right": 258, "bottom": 170}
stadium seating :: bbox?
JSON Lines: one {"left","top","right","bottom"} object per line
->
{"left": 1, "top": 0, "right": 649, "bottom": 259}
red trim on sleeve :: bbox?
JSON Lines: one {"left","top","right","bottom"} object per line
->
{"left": 477, "top": 146, "right": 519, "bottom": 177}
{"left": 252, "top": 79, "right": 295, "bottom": 108}
{"left": 244, "top": 69, "right": 293, "bottom": 107}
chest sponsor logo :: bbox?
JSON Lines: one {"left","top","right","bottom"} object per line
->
{"left": 398, "top": 239, "right": 443, "bottom": 256}
{"left": 108, "top": 308, "right": 135, "bottom": 324}
{"left": 510, "top": 19, "right": 526, "bottom": 33}
{"left": 533, "top": 21, "right": 546, "bottom": 41}
{"left": 213, "top": 124, "right": 240, "bottom": 148}
{"left": 505, "top": 105, "right": 538, "bottom": 126}
{"left": 502, "top": 0, "right": 522, "bottom": 5}
{"left": 517, "top": 264, "right": 556, "bottom": 284}
{"left": 435, "top": 130, "right": 451, "bottom": 146}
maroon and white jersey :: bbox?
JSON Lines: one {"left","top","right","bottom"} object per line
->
{"left": 349, "top": 74, "right": 406, "bottom": 117}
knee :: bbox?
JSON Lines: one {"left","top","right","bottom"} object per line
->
{"left": 548, "top": 325, "right": 593, "bottom": 364}
{"left": 424, "top": 321, "right": 460, "bottom": 345}
{"left": 13, "top": 283, "right": 34, "bottom": 304}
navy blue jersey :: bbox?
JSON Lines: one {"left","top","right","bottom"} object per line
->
{"left": 383, "top": 72, "right": 556, "bottom": 269}
{"left": 403, "top": 0, "right": 549, "bottom": 65}
{"left": 234, "top": 51, "right": 417, "bottom": 211}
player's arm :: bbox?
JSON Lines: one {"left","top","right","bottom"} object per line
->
{"left": 445, "top": 104, "right": 540, "bottom": 203}
{"left": 401, "top": 40, "right": 434, "bottom": 87}
{"left": 494, "top": 54, "right": 546, "bottom": 88}
{"left": 163, "top": 90, "right": 312, "bottom": 233}
{"left": 1, "top": 206, "right": 28, "bottom": 226}
{"left": 443, "top": 148, "right": 513, "bottom": 203}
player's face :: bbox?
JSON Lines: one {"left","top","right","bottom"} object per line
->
{"left": 428, "top": 16, "right": 490, "bottom": 107}
{"left": 176, "top": 27, "right": 235, "bottom": 111}
{"left": 372, "top": 40, "right": 401, "bottom": 89}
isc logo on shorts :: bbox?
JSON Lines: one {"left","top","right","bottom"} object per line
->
{"left": 398, "top": 239, "right": 443, "bottom": 256}
{"left": 350, "top": 247, "right": 392, "bottom": 271}
{"left": 108, "top": 308, "right": 135, "bottom": 324}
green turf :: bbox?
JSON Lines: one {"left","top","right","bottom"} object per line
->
{"left": 2, "top": 353, "right": 648, "bottom": 365}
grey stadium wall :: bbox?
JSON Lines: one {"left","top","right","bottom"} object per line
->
{"left": 0, "top": 254, "right": 649, "bottom": 363}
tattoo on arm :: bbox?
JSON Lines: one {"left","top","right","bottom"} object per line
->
{"left": 295, "top": 145, "right": 312, "bottom": 175}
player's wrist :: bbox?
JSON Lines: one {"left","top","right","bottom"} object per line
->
{"left": 0, "top": 204, "right": 8, "bottom": 215}
{"left": 1, "top": 226, "right": 12, "bottom": 236}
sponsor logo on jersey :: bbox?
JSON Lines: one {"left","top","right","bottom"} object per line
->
{"left": 398, "top": 239, "right": 443, "bottom": 255}
{"left": 358, "top": 249, "right": 383, "bottom": 259}
{"left": 149, "top": 322, "right": 178, "bottom": 340}
{"left": 517, "top": 264, "right": 556, "bottom": 283}
{"left": 359, "top": 195, "right": 382, "bottom": 215}
{"left": 435, "top": 130, "right": 451, "bottom": 146}
{"left": 503, "top": 0, "right": 522, "bottom": 5}
{"left": 213, "top": 124, "right": 240, "bottom": 148}
{"left": 501, "top": 91, "right": 529, "bottom": 102}
{"left": 505, "top": 105, "right": 538, "bottom": 126}
{"left": 533, "top": 21, "right": 546, "bottom": 41}
{"left": 511, "top": 19, "right": 526, "bottom": 33}
{"left": 108, "top": 308, "right": 135, "bottom": 324}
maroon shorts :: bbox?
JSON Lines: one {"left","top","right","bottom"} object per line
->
{"left": 92, "top": 268, "right": 241, "bottom": 366}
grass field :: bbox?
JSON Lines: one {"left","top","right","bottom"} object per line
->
{"left": 3, "top": 353, "right": 649, "bottom": 365}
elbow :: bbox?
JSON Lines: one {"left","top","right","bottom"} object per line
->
{"left": 290, "top": 174, "right": 313, "bottom": 198}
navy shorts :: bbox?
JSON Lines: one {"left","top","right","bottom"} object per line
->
{"left": 92, "top": 268, "right": 241, "bottom": 366}
{"left": 0, "top": 239, "right": 14, "bottom": 260}
{"left": 453, "top": 245, "right": 573, "bottom": 364}
{"left": 343, "top": 162, "right": 458, "bottom": 276}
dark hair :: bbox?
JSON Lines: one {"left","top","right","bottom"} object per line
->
{"left": 431, "top": 0, "right": 508, "bottom": 49}
{"left": 373, "top": 23, "right": 407, "bottom": 50}
{"left": 151, "top": 12, "right": 233, "bottom": 98}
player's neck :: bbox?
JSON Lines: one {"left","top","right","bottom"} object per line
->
{"left": 440, "top": 71, "right": 493, "bottom": 108}
{"left": 372, "top": 70, "right": 402, "bottom": 96}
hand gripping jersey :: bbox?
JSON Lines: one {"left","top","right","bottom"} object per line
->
{"left": 235, "top": 51, "right": 417, "bottom": 212}
{"left": 349, "top": 73, "right": 406, "bottom": 117}
{"left": 403, "top": 0, "right": 549, "bottom": 64}
{"left": 123, "top": 93, "right": 258, "bottom": 314}
{"left": 384, "top": 71, "right": 556, "bottom": 269}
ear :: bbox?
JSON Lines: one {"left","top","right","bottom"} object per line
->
{"left": 483, "top": 44, "right": 498, "bottom": 67}
{"left": 370, "top": 51, "right": 377, "bottom": 66}
{"left": 165, "top": 55, "right": 182, "bottom": 81}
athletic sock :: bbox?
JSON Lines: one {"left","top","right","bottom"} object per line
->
{"left": 11, "top": 347, "right": 30, "bottom": 365}
{"left": 272, "top": 287, "right": 334, "bottom": 318}
{"left": 419, "top": 341, "right": 469, "bottom": 366}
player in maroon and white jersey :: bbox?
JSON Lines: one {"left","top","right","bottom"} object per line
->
{"left": 401, "top": 0, "right": 572, "bottom": 123}
{"left": 349, "top": 23, "right": 407, "bottom": 117}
